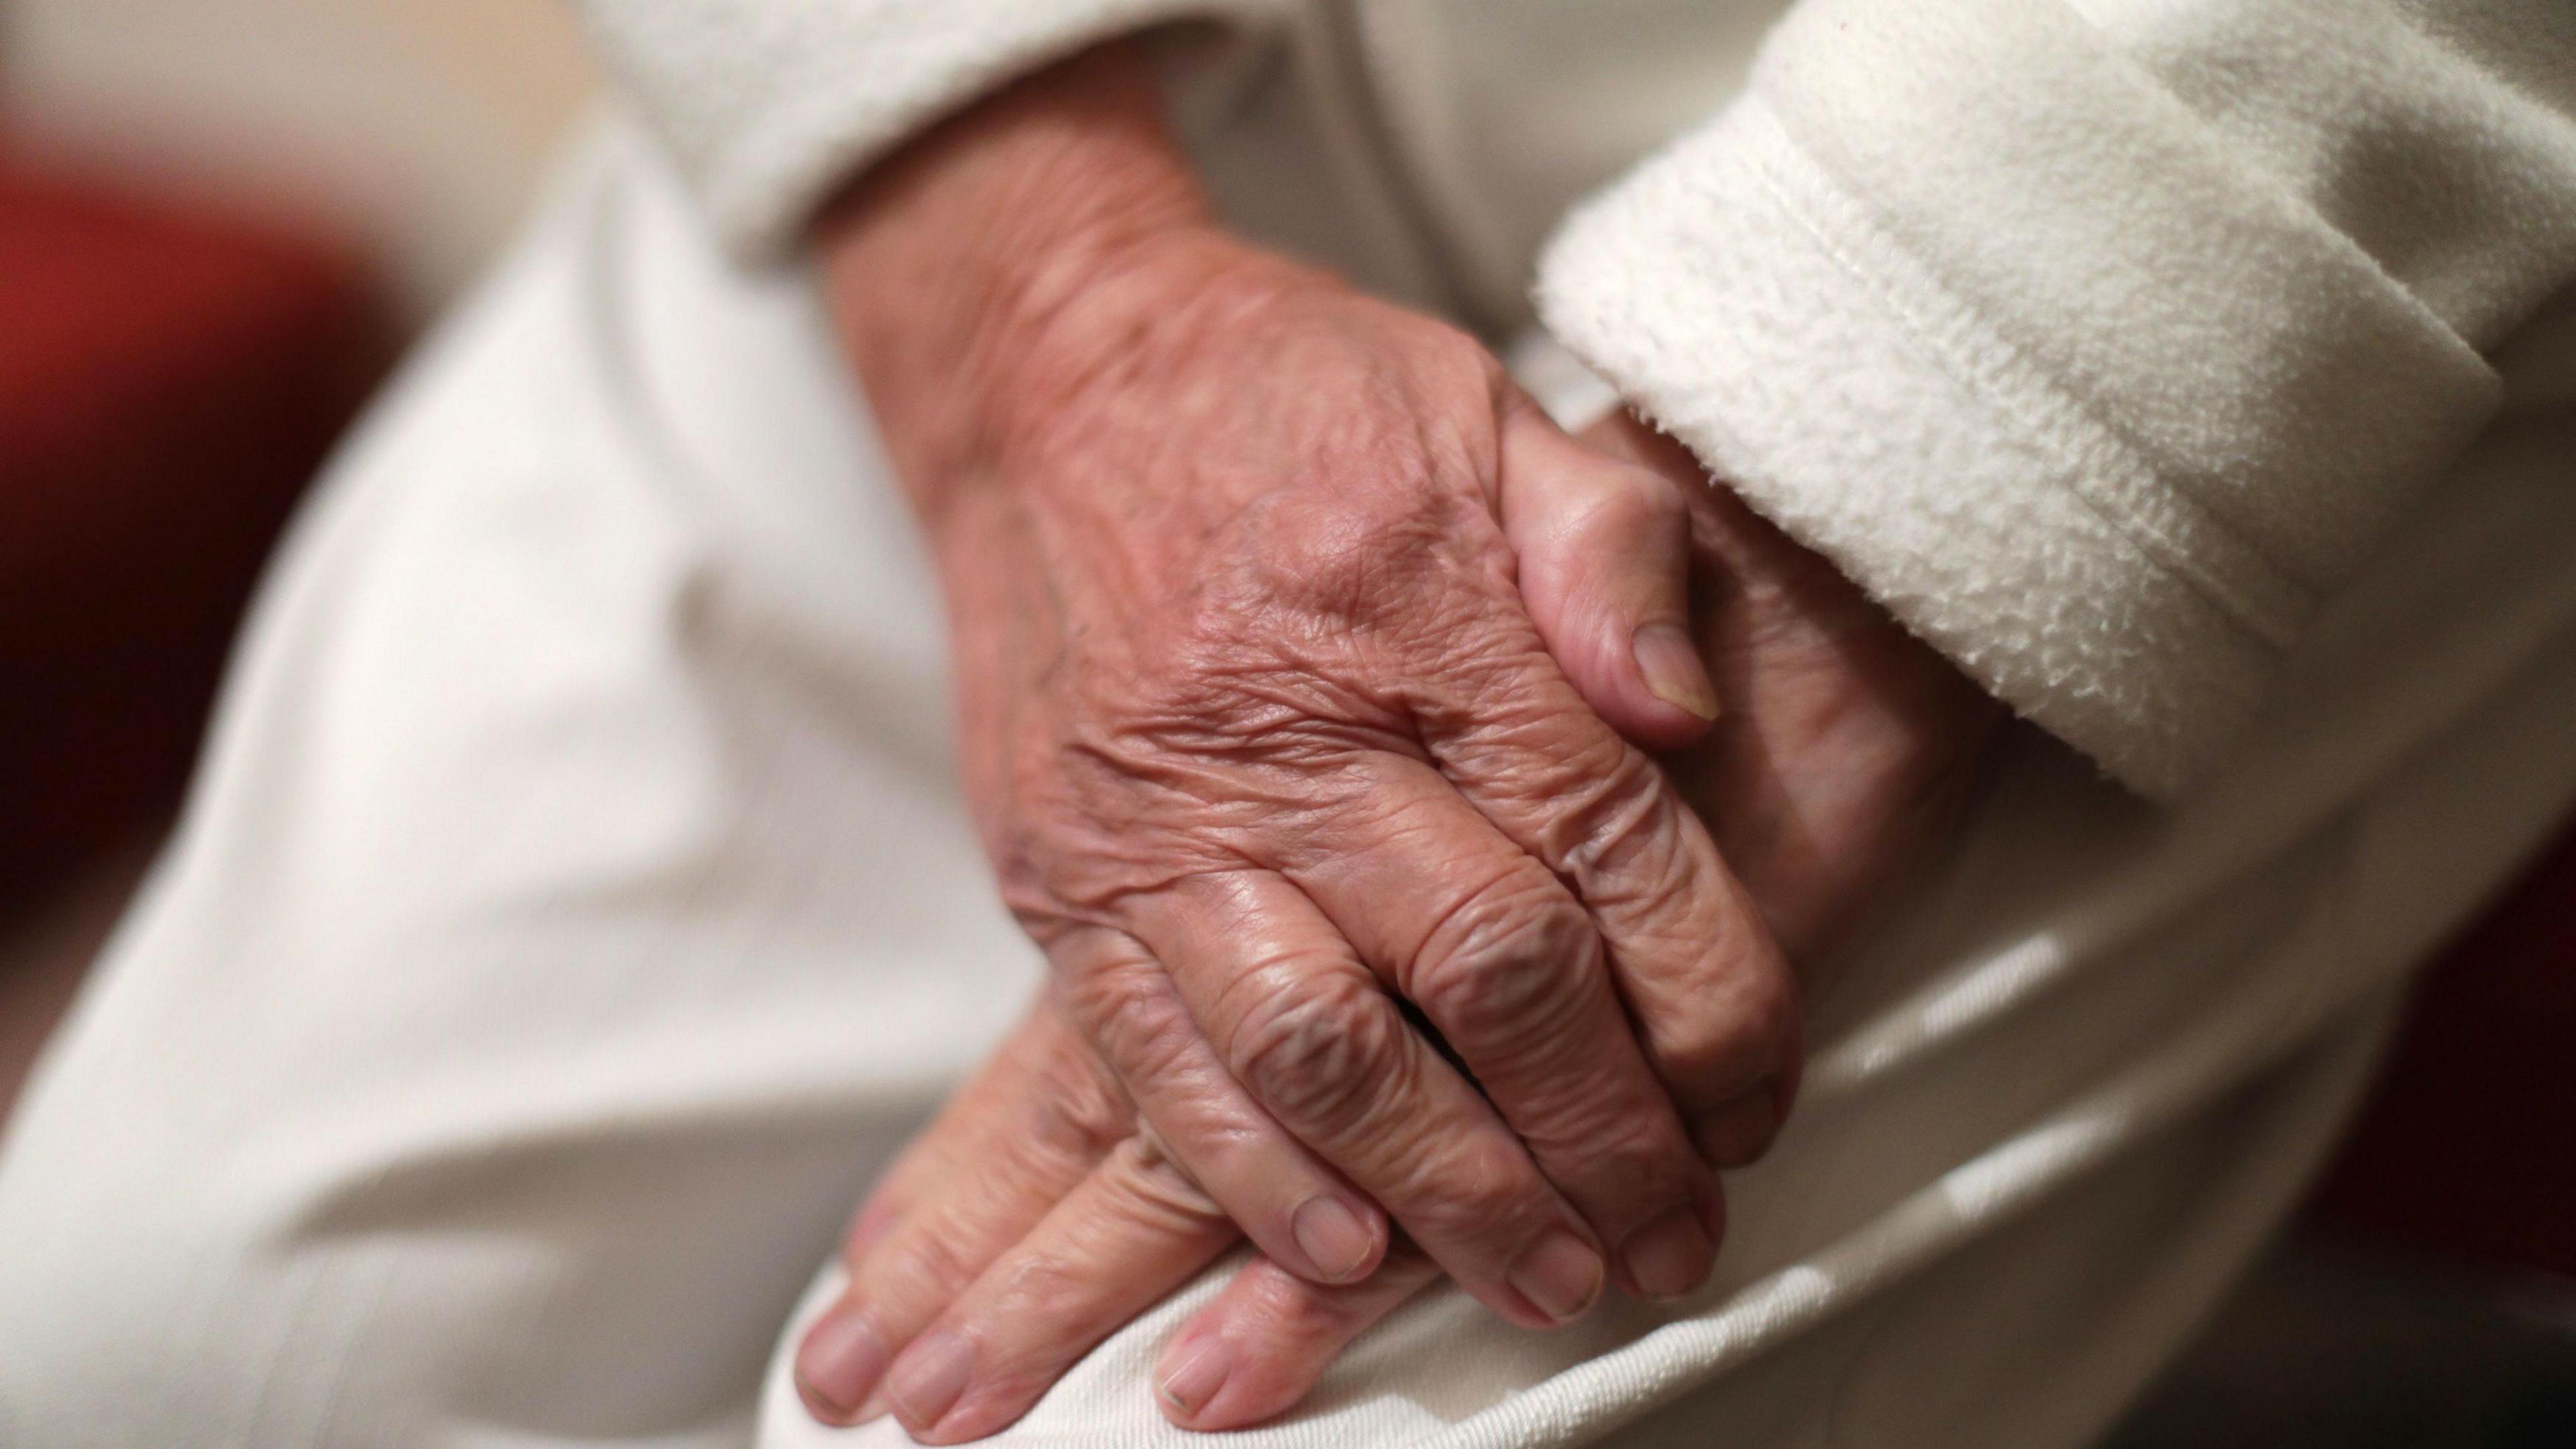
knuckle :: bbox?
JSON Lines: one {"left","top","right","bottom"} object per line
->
{"left": 871, "top": 1214, "right": 977, "bottom": 1301}
{"left": 1244, "top": 488, "right": 1466, "bottom": 632}
{"left": 1026, "top": 1053, "right": 1136, "bottom": 1162}
{"left": 1385, "top": 1130, "right": 1548, "bottom": 1244}
{"left": 1621, "top": 463, "right": 1690, "bottom": 526}
{"left": 982, "top": 1249, "right": 1095, "bottom": 1332}
{"left": 1067, "top": 958, "right": 1193, "bottom": 1085}
{"left": 1224, "top": 969, "right": 1407, "bottom": 1132}
{"left": 1417, "top": 319, "right": 1513, "bottom": 404}
{"left": 1563, "top": 461, "right": 1687, "bottom": 545}
{"left": 1409, "top": 878, "right": 1602, "bottom": 1061}
{"left": 1632, "top": 466, "right": 1692, "bottom": 531}
{"left": 1241, "top": 1273, "right": 1362, "bottom": 1343}
{"left": 1544, "top": 751, "right": 1680, "bottom": 885}
{"left": 1103, "top": 1132, "right": 1226, "bottom": 1223}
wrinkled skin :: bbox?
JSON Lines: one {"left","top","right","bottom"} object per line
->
{"left": 794, "top": 408, "right": 2002, "bottom": 1442}
{"left": 931, "top": 248, "right": 1806, "bottom": 1286}
{"left": 794, "top": 44, "right": 1827, "bottom": 1440}
{"left": 1615, "top": 417, "right": 2002, "bottom": 966}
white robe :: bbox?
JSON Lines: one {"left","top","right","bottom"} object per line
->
{"left": 7, "top": 2, "right": 2576, "bottom": 1446}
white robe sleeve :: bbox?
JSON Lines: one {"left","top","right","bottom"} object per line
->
{"left": 1537, "top": 0, "right": 2576, "bottom": 798}
{"left": 570, "top": 0, "right": 1294, "bottom": 260}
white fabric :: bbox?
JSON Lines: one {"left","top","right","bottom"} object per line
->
{"left": 7, "top": 119, "right": 2576, "bottom": 1449}
{"left": 576, "top": 0, "right": 2576, "bottom": 798}
{"left": 572, "top": 0, "right": 1297, "bottom": 261}
{"left": 1537, "top": 0, "right": 2576, "bottom": 796}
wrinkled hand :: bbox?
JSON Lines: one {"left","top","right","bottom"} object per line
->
{"left": 794, "top": 409, "right": 2002, "bottom": 1441}
{"left": 1587, "top": 413, "right": 2003, "bottom": 966}
{"left": 794, "top": 44, "right": 1805, "bottom": 1438}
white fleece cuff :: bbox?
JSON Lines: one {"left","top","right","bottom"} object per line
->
{"left": 579, "top": 0, "right": 1293, "bottom": 261}
{"left": 1537, "top": 0, "right": 2513, "bottom": 802}
{"left": 1540, "top": 103, "right": 2283, "bottom": 800}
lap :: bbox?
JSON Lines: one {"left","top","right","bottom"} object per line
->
{"left": 754, "top": 1008, "right": 2392, "bottom": 1449}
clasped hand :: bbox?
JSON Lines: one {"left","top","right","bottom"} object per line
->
{"left": 790, "top": 43, "right": 1996, "bottom": 1443}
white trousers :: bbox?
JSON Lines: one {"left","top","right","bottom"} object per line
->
{"left": 9, "top": 121, "right": 2576, "bottom": 1449}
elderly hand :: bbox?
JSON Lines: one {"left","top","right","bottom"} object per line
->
{"left": 793, "top": 42, "right": 1801, "bottom": 1433}
{"left": 791, "top": 403, "right": 2002, "bottom": 1440}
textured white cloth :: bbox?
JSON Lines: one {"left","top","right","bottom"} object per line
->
{"left": 576, "top": 0, "right": 2576, "bottom": 798}
{"left": 1537, "top": 0, "right": 2576, "bottom": 796}
{"left": 5, "top": 119, "right": 2576, "bottom": 1449}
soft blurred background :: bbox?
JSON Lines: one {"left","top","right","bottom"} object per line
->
{"left": 8, "top": 0, "right": 592, "bottom": 314}
{"left": 0, "top": 0, "right": 593, "bottom": 1104}
{"left": 0, "top": 5, "right": 2567, "bottom": 1444}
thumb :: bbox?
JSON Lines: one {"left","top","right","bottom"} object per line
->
{"left": 1497, "top": 393, "right": 1717, "bottom": 752}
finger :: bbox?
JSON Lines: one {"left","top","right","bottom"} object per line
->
{"left": 841, "top": 1188, "right": 907, "bottom": 1263}
{"left": 1128, "top": 870, "right": 1611, "bottom": 1330}
{"left": 1499, "top": 392, "right": 1715, "bottom": 753}
{"left": 792, "top": 1008, "right": 1126, "bottom": 1426}
{"left": 826, "top": 1033, "right": 1060, "bottom": 1273}
{"left": 1413, "top": 616, "right": 1804, "bottom": 1164}
{"left": 1052, "top": 924, "right": 1390, "bottom": 1286}
{"left": 1155, "top": 1244, "right": 1444, "bottom": 1430}
{"left": 879, "top": 1134, "right": 1244, "bottom": 1443}
{"left": 1273, "top": 755, "right": 1725, "bottom": 1301}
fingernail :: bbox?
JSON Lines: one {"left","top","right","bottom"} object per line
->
{"left": 794, "top": 1300, "right": 888, "bottom": 1423}
{"left": 885, "top": 1328, "right": 975, "bottom": 1430}
{"left": 1633, "top": 623, "right": 1719, "bottom": 721}
{"left": 1695, "top": 1078, "right": 1783, "bottom": 1166}
{"left": 1292, "top": 1195, "right": 1377, "bottom": 1282}
{"left": 1157, "top": 1334, "right": 1234, "bottom": 1419}
{"left": 1621, "top": 1204, "right": 1715, "bottom": 1301}
{"left": 1507, "top": 1229, "right": 1605, "bottom": 1324}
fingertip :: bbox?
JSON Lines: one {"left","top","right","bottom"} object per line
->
{"left": 794, "top": 1296, "right": 890, "bottom": 1427}
{"left": 792, "top": 1371, "right": 852, "bottom": 1430}
{"left": 1546, "top": 616, "right": 1718, "bottom": 753}
{"left": 1504, "top": 1227, "right": 1607, "bottom": 1327}
{"left": 1525, "top": 621, "right": 1722, "bottom": 756}
{"left": 883, "top": 1328, "right": 977, "bottom": 1441}
{"left": 1174, "top": 1358, "right": 1307, "bottom": 1432}
{"left": 1615, "top": 1201, "right": 1716, "bottom": 1303}
{"left": 1154, "top": 1324, "right": 1238, "bottom": 1425}
{"left": 1163, "top": 1251, "right": 1448, "bottom": 1430}
{"left": 1154, "top": 1314, "right": 1312, "bottom": 1432}
{"left": 1290, "top": 1193, "right": 1387, "bottom": 1285}
{"left": 1628, "top": 621, "right": 1723, "bottom": 745}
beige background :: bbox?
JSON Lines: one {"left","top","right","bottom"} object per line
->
{"left": 6, "top": 0, "right": 600, "bottom": 315}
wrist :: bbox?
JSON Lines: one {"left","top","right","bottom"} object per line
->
{"left": 814, "top": 40, "right": 1218, "bottom": 515}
